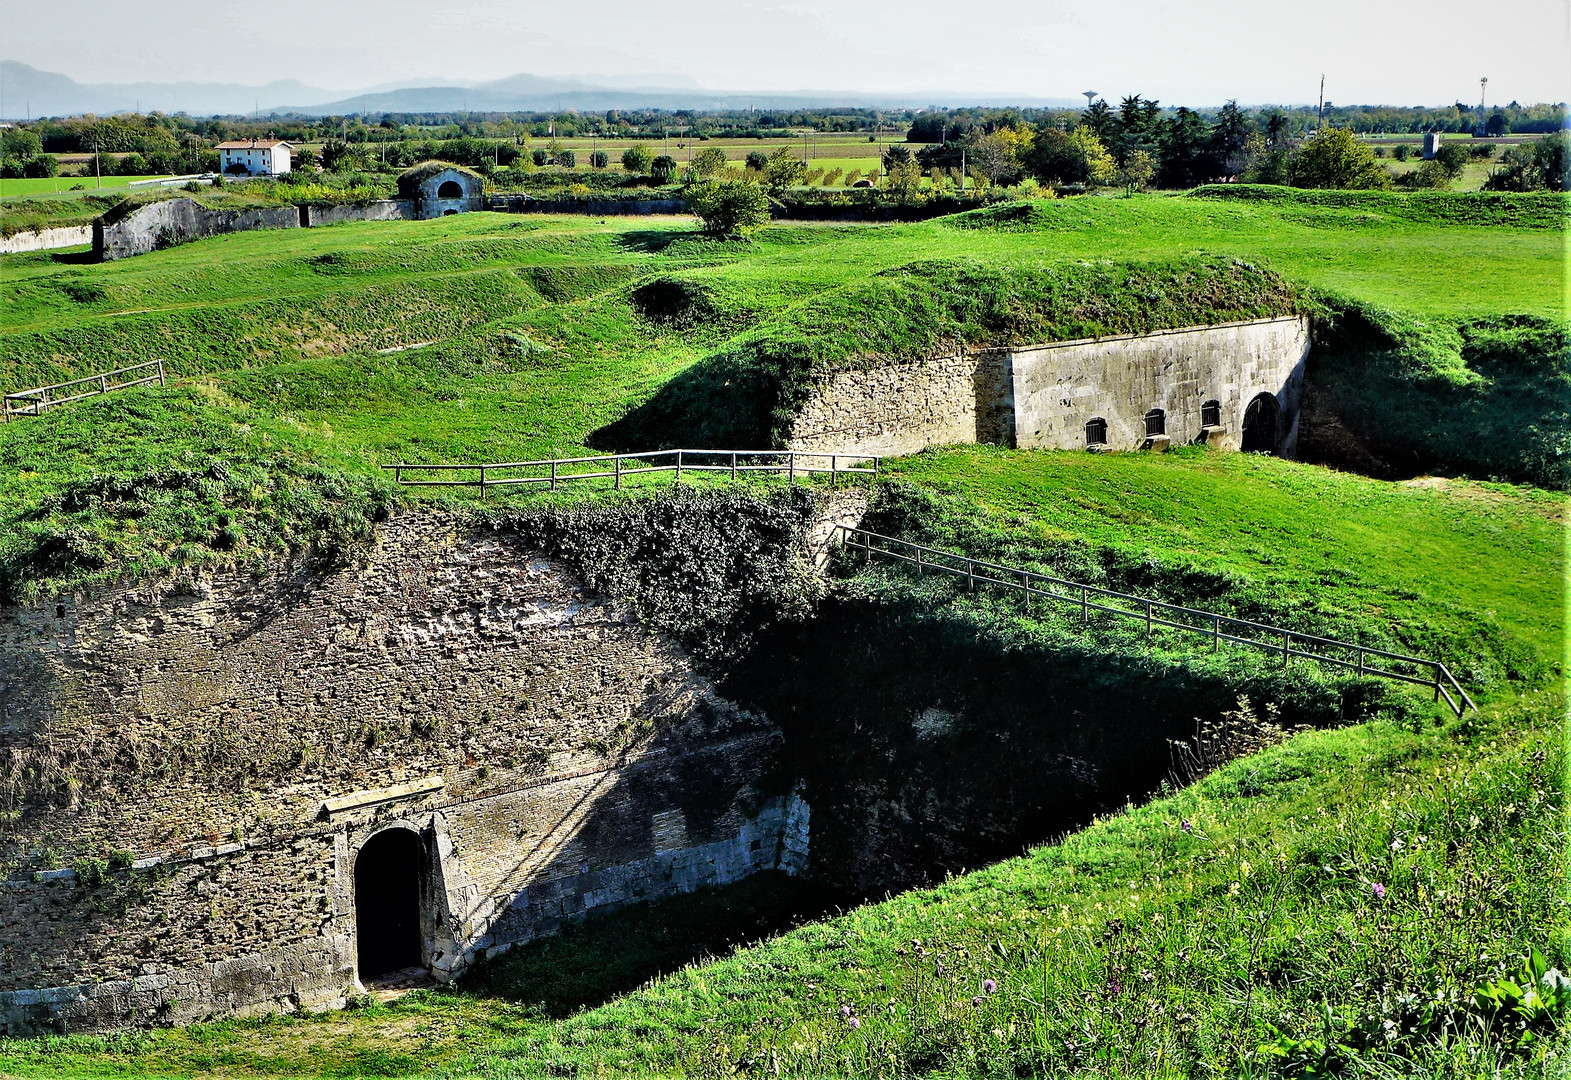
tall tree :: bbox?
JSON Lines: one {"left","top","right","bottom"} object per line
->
{"left": 1208, "top": 101, "right": 1256, "bottom": 178}
{"left": 1081, "top": 99, "right": 1116, "bottom": 141}
{"left": 1156, "top": 107, "right": 1212, "bottom": 188}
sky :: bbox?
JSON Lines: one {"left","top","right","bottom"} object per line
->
{"left": 3, "top": 0, "right": 1569, "bottom": 106}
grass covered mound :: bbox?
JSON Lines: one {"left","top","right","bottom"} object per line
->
{"left": 1188, "top": 184, "right": 1570, "bottom": 229}
{"left": 1305, "top": 302, "right": 1571, "bottom": 490}
{"left": 0, "top": 386, "right": 398, "bottom": 604}
{"left": 595, "top": 254, "right": 1301, "bottom": 450}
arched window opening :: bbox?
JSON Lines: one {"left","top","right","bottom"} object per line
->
{"left": 355, "top": 829, "right": 424, "bottom": 980}
{"left": 1242, "top": 392, "right": 1280, "bottom": 454}
{"left": 1144, "top": 408, "right": 1166, "bottom": 437}
{"left": 1085, "top": 417, "right": 1108, "bottom": 446}
{"left": 436, "top": 179, "right": 464, "bottom": 199}
{"left": 442, "top": 208, "right": 458, "bottom": 216}
{"left": 1201, "top": 399, "right": 1221, "bottom": 427}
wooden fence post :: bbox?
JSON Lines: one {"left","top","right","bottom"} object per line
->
{"left": 788, "top": 452, "right": 795, "bottom": 484}
{"left": 731, "top": 451, "right": 737, "bottom": 481}
{"left": 479, "top": 465, "right": 487, "bottom": 498}
{"left": 614, "top": 456, "right": 621, "bottom": 490}
{"left": 550, "top": 461, "right": 557, "bottom": 491}
{"left": 831, "top": 454, "right": 838, "bottom": 488}
{"left": 676, "top": 450, "right": 682, "bottom": 483}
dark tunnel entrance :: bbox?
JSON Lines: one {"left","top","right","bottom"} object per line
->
{"left": 355, "top": 828, "right": 424, "bottom": 979}
{"left": 1241, "top": 392, "right": 1279, "bottom": 454}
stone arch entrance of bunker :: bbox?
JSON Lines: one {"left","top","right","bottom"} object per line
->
{"left": 355, "top": 829, "right": 424, "bottom": 979}
{"left": 437, "top": 180, "right": 463, "bottom": 198}
{"left": 1242, "top": 392, "right": 1279, "bottom": 454}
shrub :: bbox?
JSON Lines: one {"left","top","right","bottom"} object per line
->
{"left": 589, "top": 150, "right": 608, "bottom": 169}
{"left": 1432, "top": 141, "right": 1470, "bottom": 178}
{"left": 22, "top": 154, "right": 59, "bottom": 178}
{"left": 763, "top": 146, "right": 806, "bottom": 194}
{"left": 650, "top": 155, "right": 677, "bottom": 183}
{"left": 684, "top": 178, "right": 771, "bottom": 237}
{"left": 745, "top": 150, "right": 769, "bottom": 171}
{"left": 691, "top": 146, "right": 728, "bottom": 179}
{"left": 114, "top": 153, "right": 146, "bottom": 176}
{"left": 557, "top": 149, "right": 576, "bottom": 168}
{"left": 532, "top": 149, "right": 549, "bottom": 167}
{"left": 1290, "top": 128, "right": 1388, "bottom": 189}
{"left": 1392, "top": 143, "right": 1411, "bottom": 161}
{"left": 621, "top": 144, "right": 653, "bottom": 173}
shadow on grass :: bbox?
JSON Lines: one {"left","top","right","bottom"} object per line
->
{"left": 454, "top": 871, "right": 841, "bottom": 1019}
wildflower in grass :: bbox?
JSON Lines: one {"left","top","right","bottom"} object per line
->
{"left": 971, "top": 996, "right": 983, "bottom": 1006}
{"left": 839, "top": 1004, "right": 852, "bottom": 1018}
{"left": 1391, "top": 838, "right": 1404, "bottom": 851}
{"left": 847, "top": 1016, "right": 860, "bottom": 1029}
{"left": 1372, "top": 882, "right": 1387, "bottom": 901}
{"left": 1180, "top": 819, "right": 1192, "bottom": 832}
{"left": 983, "top": 978, "right": 998, "bottom": 994}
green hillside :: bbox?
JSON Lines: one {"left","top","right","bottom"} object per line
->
{"left": 0, "top": 191, "right": 1564, "bottom": 1076}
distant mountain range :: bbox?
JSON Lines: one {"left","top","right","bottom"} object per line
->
{"left": 0, "top": 61, "right": 1081, "bottom": 119}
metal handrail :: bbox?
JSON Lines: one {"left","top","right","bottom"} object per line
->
{"left": 838, "top": 525, "right": 1478, "bottom": 718}
{"left": 383, "top": 448, "right": 880, "bottom": 493}
{"left": 3, "top": 360, "right": 167, "bottom": 421}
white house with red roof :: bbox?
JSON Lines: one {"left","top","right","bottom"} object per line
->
{"left": 216, "top": 138, "right": 293, "bottom": 177}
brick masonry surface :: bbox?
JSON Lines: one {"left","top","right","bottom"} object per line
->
{"left": 788, "top": 316, "right": 1309, "bottom": 457}
{"left": 0, "top": 513, "right": 802, "bottom": 1033}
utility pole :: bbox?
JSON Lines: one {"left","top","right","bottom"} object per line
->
{"left": 1316, "top": 75, "right": 1324, "bottom": 132}
{"left": 1478, "top": 76, "right": 1488, "bottom": 135}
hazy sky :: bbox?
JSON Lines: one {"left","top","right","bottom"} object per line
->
{"left": 5, "top": 0, "right": 1569, "bottom": 105}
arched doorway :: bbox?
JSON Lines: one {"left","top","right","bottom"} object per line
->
{"left": 1242, "top": 393, "right": 1279, "bottom": 453}
{"left": 442, "top": 208, "right": 458, "bottom": 216}
{"left": 436, "top": 180, "right": 464, "bottom": 198}
{"left": 355, "top": 829, "right": 424, "bottom": 979}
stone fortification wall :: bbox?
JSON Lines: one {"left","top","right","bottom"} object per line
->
{"left": 1010, "top": 316, "right": 1309, "bottom": 453}
{"left": 0, "top": 514, "right": 800, "bottom": 1033}
{"left": 93, "top": 198, "right": 301, "bottom": 260}
{"left": 787, "top": 316, "right": 1309, "bottom": 457}
{"left": 0, "top": 226, "right": 94, "bottom": 255}
{"left": 506, "top": 197, "right": 688, "bottom": 216}
{"left": 301, "top": 200, "right": 413, "bottom": 227}
{"left": 789, "top": 355, "right": 1011, "bottom": 457}
{"left": 92, "top": 198, "right": 426, "bottom": 260}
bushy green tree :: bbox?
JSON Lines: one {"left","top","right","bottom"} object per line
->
{"left": 1483, "top": 132, "right": 1569, "bottom": 191}
{"left": 1289, "top": 128, "right": 1388, "bottom": 189}
{"left": 589, "top": 150, "right": 608, "bottom": 169}
{"left": 684, "top": 178, "right": 771, "bottom": 237}
{"left": 691, "top": 146, "right": 728, "bottom": 179}
{"left": 651, "top": 155, "right": 678, "bottom": 183}
{"left": 21, "top": 154, "right": 58, "bottom": 178}
{"left": 1432, "top": 141, "right": 1470, "bottom": 178}
{"left": 1116, "top": 150, "right": 1154, "bottom": 195}
{"left": 745, "top": 150, "right": 769, "bottom": 171}
{"left": 884, "top": 158, "right": 925, "bottom": 204}
{"left": 2, "top": 127, "right": 42, "bottom": 161}
{"left": 621, "top": 144, "right": 653, "bottom": 173}
{"left": 763, "top": 145, "right": 806, "bottom": 194}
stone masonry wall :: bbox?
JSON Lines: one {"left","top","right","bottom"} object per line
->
{"left": 0, "top": 513, "right": 801, "bottom": 1032}
{"left": 788, "top": 355, "right": 1010, "bottom": 457}
{"left": 94, "top": 198, "right": 302, "bottom": 260}
{"left": 1010, "top": 316, "right": 1310, "bottom": 453}
{"left": 786, "top": 317, "right": 1309, "bottom": 457}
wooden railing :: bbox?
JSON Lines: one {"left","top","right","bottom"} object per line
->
{"left": 838, "top": 526, "right": 1478, "bottom": 718}
{"left": 3, "top": 360, "right": 167, "bottom": 421}
{"left": 383, "top": 449, "right": 879, "bottom": 494}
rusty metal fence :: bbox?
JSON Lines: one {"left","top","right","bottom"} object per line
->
{"left": 838, "top": 525, "right": 1478, "bottom": 718}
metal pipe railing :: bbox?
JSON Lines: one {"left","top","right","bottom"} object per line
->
{"left": 838, "top": 525, "right": 1477, "bottom": 718}
{"left": 383, "top": 449, "right": 880, "bottom": 495}
{"left": 3, "top": 360, "right": 167, "bottom": 421}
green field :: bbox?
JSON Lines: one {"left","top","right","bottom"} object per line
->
{"left": 0, "top": 186, "right": 1565, "bottom": 1076}
{"left": 0, "top": 174, "right": 177, "bottom": 201}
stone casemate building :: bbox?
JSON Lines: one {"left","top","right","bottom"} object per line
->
{"left": 0, "top": 515, "right": 806, "bottom": 1033}
{"left": 787, "top": 316, "right": 1311, "bottom": 458}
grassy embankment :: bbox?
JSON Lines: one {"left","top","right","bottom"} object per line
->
{"left": 0, "top": 189, "right": 1563, "bottom": 1074}
{"left": 1, "top": 188, "right": 1563, "bottom": 604}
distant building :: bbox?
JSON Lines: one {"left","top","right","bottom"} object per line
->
{"left": 217, "top": 139, "right": 293, "bottom": 177}
{"left": 396, "top": 161, "right": 484, "bottom": 218}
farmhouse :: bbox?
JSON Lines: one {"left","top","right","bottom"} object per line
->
{"left": 217, "top": 139, "right": 293, "bottom": 177}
